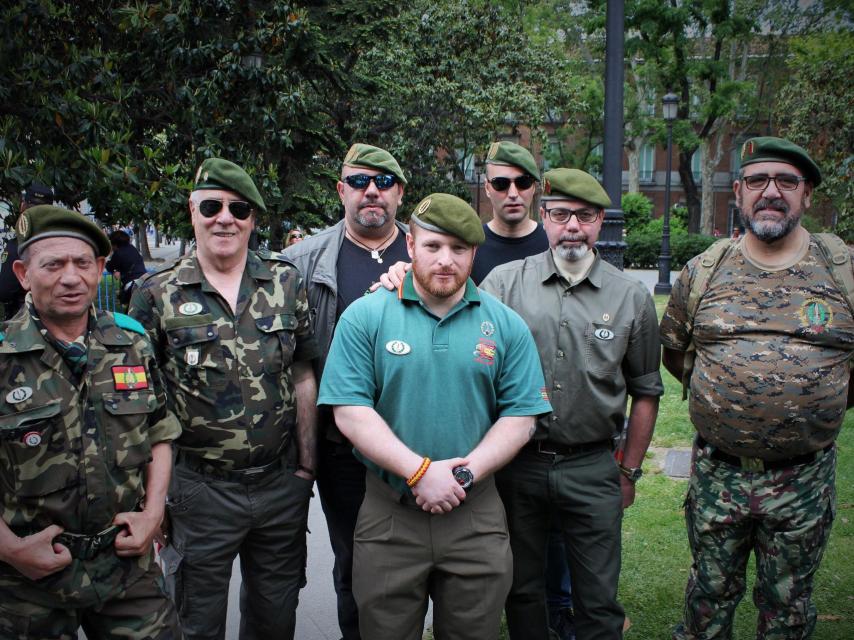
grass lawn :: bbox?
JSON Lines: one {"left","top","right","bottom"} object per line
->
{"left": 425, "top": 294, "right": 853, "bottom": 639}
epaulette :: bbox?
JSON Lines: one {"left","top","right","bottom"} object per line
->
{"left": 113, "top": 312, "right": 146, "bottom": 335}
{"left": 138, "top": 257, "right": 181, "bottom": 283}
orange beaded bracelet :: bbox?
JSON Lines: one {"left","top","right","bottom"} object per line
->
{"left": 406, "top": 457, "right": 431, "bottom": 488}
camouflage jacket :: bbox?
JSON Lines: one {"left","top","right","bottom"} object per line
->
{"left": 0, "top": 302, "right": 180, "bottom": 604}
{"left": 129, "top": 248, "right": 318, "bottom": 470}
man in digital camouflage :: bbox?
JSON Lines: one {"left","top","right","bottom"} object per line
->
{"left": 0, "top": 205, "right": 180, "bottom": 639}
{"left": 129, "top": 158, "right": 319, "bottom": 640}
{"left": 660, "top": 136, "right": 853, "bottom": 639}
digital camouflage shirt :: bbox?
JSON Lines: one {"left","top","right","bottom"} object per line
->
{"left": 660, "top": 238, "right": 854, "bottom": 460}
{"left": 0, "top": 301, "right": 180, "bottom": 604}
{"left": 129, "top": 249, "right": 319, "bottom": 470}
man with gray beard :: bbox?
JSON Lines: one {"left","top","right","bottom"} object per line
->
{"left": 480, "top": 168, "right": 663, "bottom": 640}
{"left": 284, "top": 143, "right": 409, "bottom": 640}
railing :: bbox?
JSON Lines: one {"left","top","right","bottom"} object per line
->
{"left": 97, "top": 271, "right": 120, "bottom": 312}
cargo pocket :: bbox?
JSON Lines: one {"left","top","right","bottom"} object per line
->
{"left": 164, "top": 316, "right": 226, "bottom": 400}
{"left": 256, "top": 313, "right": 297, "bottom": 375}
{"left": 0, "top": 401, "right": 78, "bottom": 497}
{"left": 103, "top": 390, "right": 156, "bottom": 469}
{"left": 585, "top": 322, "right": 630, "bottom": 375}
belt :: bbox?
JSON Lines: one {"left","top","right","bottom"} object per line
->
{"left": 523, "top": 439, "right": 612, "bottom": 459}
{"left": 697, "top": 436, "right": 833, "bottom": 472}
{"left": 178, "top": 450, "right": 285, "bottom": 484}
{"left": 55, "top": 525, "right": 123, "bottom": 561}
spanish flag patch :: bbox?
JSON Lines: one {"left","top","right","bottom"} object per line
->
{"left": 112, "top": 366, "right": 149, "bottom": 390}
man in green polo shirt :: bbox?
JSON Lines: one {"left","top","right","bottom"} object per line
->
{"left": 319, "top": 193, "right": 552, "bottom": 640}
{"left": 481, "top": 168, "right": 664, "bottom": 640}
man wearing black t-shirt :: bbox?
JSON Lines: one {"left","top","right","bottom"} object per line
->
{"left": 284, "top": 143, "right": 409, "bottom": 640}
{"left": 470, "top": 141, "right": 548, "bottom": 284}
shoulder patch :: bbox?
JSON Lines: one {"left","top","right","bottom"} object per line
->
{"left": 113, "top": 312, "right": 146, "bottom": 335}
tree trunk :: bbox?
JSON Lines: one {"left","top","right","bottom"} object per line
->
{"left": 154, "top": 226, "right": 161, "bottom": 248}
{"left": 270, "top": 212, "right": 285, "bottom": 251}
{"left": 678, "top": 150, "right": 701, "bottom": 233}
{"left": 137, "top": 218, "right": 152, "bottom": 260}
{"left": 626, "top": 138, "right": 641, "bottom": 193}
{"left": 700, "top": 142, "right": 715, "bottom": 235}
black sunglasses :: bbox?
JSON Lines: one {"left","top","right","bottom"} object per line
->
{"left": 198, "top": 199, "right": 254, "bottom": 220}
{"left": 487, "top": 175, "right": 537, "bottom": 192}
{"left": 343, "top": 174, "right": 398, "bottom": 190}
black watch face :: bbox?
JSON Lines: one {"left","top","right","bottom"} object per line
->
{"left": 453, "top": 466, "right": 474, "bottom": 489}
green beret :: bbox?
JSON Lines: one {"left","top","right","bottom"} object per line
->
{"left": 485, "top": 141, "right": 540, "bottom": 180}
{"left": 16, "top": 205, "right": 111, "bottom": 257}
{"left": 343, "top": 143, "right": 407, "bottom": 185}
{"left": 541, "top": 168, "right": 612, "bottom": 208}
{"left": 740, "top": 136, "right": 821, "bottom": 187}
{"left": 410, "top": 193, "right": 485, "bottom": 246}
{"left": 193, "top": 158, "right": 267, "bottom": 213}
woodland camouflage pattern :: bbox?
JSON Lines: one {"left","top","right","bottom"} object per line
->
{"left": 0, "top": 301, "right": 180, "bottom": 607}
{"left": 673, "top": 447, "right": 836, "bottom": 640}
{"left": 660, "top": 239, "right": 854, "bottom": 460}
{"left": 129, "top": 248, "right": 318, "bottom": 470}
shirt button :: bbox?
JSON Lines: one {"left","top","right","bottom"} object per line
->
{"left": 557, "top": 350, "right": 565, "bottom": 358}
{"left": 551, "top": 415, "right": 558, "bottom": 422}
{"left": 560, "top": 321, "right": 568, "bottom": 328}
{"left": 554, "top": 383, "right": 562, "bottom": 390}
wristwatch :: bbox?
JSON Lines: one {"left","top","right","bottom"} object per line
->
{"left": 452, "top": 466, "right": 474, "bottom": 490}
{"left": 618, "top": 464, "right": 643, "bottom": 483}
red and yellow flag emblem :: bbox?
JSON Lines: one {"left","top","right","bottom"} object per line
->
{"left": 112, "top": 365, "right": 149, "bottom": 390}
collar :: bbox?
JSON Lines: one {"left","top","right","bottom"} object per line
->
{"left": 173, "top": 248, "right": 270, "bottom": 286}
{"left": 399, "top": 271, "right": 481, "bottom": 305}
{"left": 538, "top": 248, "right": 604, "bottom": 289}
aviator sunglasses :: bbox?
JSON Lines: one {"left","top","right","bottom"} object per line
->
{"left": 343, "top": 174, "right": 398, "bottom": 190}
{"left": 197, "top": 199, "right": 254, "bottom": 220}
{"left": 487, "top": 175, "right": 537, "bottom": 192}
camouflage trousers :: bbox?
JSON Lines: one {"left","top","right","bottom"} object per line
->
{"left": 0, "top": 559, "right": 178, "bottom": 640}
{"left": 673, "top": 444, "right": 836, "bottom": 640}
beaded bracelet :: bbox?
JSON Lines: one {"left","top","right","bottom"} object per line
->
{"left": 406, "top": 457, "right": 431, "bottom": 488}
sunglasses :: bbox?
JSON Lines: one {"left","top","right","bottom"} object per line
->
{"left": 544, "top": 207, "right": 600, "bottom": 224}
{"left": 197, "top": 199, "right": 254, "bottom": 220}
{"left": 343, "top": 174, "right": 398, "bottom": 190}
{"left": 487, "top": 175, "right": 537, "bottom": 192}
{"left": 742, "top": 174, "right": 807, "bottom": 192}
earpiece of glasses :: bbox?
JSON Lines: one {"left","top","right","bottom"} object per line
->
{"left": 487, "top": 175, "right": 537, "bottom": 192}
{"left": 198, "top": 199, "right": 254, "bottom": 220}
{"left": 343, "top": 174, "right": 398, "bottom": 190}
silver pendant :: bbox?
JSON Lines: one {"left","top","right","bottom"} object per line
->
{"left": 371, "top": 249, "right": 380, "bottom": 261}
{"left": 377, "top": 257, "right": 383, "bottom": 264}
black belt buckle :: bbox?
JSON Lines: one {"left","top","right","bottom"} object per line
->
{"left": 56, "top": 524, "right": 120, "bottom": 560}
{"left": 536, "top": 440, "right": 558, "bottom": 456}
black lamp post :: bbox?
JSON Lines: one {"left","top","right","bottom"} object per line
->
{"left": 654, "top": 93, "right": 679, "bottom": 296}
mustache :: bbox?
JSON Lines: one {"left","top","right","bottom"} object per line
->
{"left": 753, "top": 198, "right": 789, "bottom": 214}
{"left": 560, "top": 233, "right": 587, "bottom": 243}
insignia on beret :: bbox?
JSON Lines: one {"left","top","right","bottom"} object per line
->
{"left": 17, "top": 214, "right": 29, "bottom": 239}
{"left": 343, "top": 146, "right": 358, "bottom": 164}
{"left": 543, "top": 178, "right": 551, "bottom": 196}
{"left": 741, "top": 140, "right": 754, "bottom": 160}
{"left": 416, "top": 198, "right": 432, "bottom": 215}
{"left": 486, "top": 142, "right": 499, "bottom": 160}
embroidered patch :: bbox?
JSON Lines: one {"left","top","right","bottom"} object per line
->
{"left": 416, "top": 198, "right": 432, "bottom": 215}
{"left": 179, "top": 302, "right": 203, "bottom": 316}
{"left": 594, "top": 328, "right": 615, "bottom": 341}
{"left": 474, "top": 338, "right": 497, "bottom": 365}
{"left": 480, "top": 321, "right": 495, "bottom": 337}
{"left": 16, "top": 213, "right": 29, "bottom": 238}
{"left": 186, "top": 348, "right": 200, "bottom": 366}
{"left": 385, "top": 340, "right": 411, "bottom": 355}
{"left": 6, "top": 386, "right": 32, "bottom": 404}
{"left": 22, "top": 431, "right": 42, "bottom": 447}
{"left": 543, "top": 178, "right": 551, "bottom": 195}
{"left": 799, "top": 298, "right": 832, "bottom": 333}
{"left": 540, "top": 387, "right": 550, "bottom": 402}
{"left": 741, "top": 140, "right": 754, "bottom": 160}
{"left": 112, "top": 366, "right": 149, "bottom": 390}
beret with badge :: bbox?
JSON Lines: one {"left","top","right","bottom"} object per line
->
{"left": 193, "top": 158, "right": 267, "bottom": 213}
{"left": 410, "top": 193, "right": 485, "bottom": 246}
{"left": 485, "top": 141, "right": 540, "bottom": 180}
{"left": 541, "top": 168, "right": 612, "bottom": 209}
{"left": 16, "top": 205, "right": 112, "bottom": 257}
{"left": 343, "top": 143, "right": 408, "bottom": 185}
{"left": 739, "top": 136, "right": 822, "bottom": 187}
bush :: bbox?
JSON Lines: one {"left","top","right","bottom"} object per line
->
{"left": 622, "top": 193, "right": 654, "bottom": 236}
{"left": 625, "top": 224, "right": 717, "bottom": 270}
{"left": 625, "top": 230, "right": 661, "bottom": 269}
{"left": 671, "top": 233, "right": 718, "bottom": 269}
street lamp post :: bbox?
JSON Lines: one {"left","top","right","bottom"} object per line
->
{"left": 654, "top": 93, "right": 679, "bottom": 296}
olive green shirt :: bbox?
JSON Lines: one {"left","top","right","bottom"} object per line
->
{"left": 481, "top": 250, "right": 663, "bottom": 444}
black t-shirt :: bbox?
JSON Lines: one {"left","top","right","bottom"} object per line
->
{"left": 336, "top": 232, "right": 409, "bottom": 318}
{"left": 471, "top": 223, "right": 550, "bottom": 284}
{"left": 105, "top": 243, "right": 147, "bottom": 287}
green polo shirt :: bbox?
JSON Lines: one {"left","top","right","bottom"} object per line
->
{"left": 481, "top": 249, "right": 663, "bottom": 445}
{"left": 318, "top": 272, "right": 552, "bottom": 495}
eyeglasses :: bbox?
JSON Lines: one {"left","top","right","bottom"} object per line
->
{"left": 544, "top": 207, "right": 600, "bottom": 224}
{"left": 487, "top": 175, "right": 536, "bottom": 192}
{"left": 290, "top": 232, "right": 303, "bottom": 239}
{"left": 198, "top": 199, "right": 254, "bottom": 220}
{"left": 742, "top": 174, "right": 807, "bottom": 191}
{"left": 343, "top": 174, "right": 398, "bottom": 190}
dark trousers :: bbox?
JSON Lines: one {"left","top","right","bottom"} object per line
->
{"left": 497, "top": 446, "right": 625, "bottom": 640}
{"left": 316, "top": 438, "right": 367, "bottom": 640}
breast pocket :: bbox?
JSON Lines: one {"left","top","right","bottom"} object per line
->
{"left": 164, "top": 318, "right": 227, "bottom": 395}
{"left": 103, "top": 391, "right": 155, "bottom": 469}
{"left": 0, "top": 401, "right": 79, "bottom": 497}
{"left": 585, "top": 323, "right": 630, "bottom": 375}
{"left": 256, "top": 313, "right": 297, "bottom": 376}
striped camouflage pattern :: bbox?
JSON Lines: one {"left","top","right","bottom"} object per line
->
{"left": 129, "top": 248, "right": 318, "bottom": 470}
{"left": 660, "top": 239, "right": 854, "bottom": 460}
{"left": 673, "top": 446, "right": 836, "bottom": 639}
{"left": 0, "top": 302, "right": 180, "bottom": 605}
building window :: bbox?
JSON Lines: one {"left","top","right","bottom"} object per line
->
{"left": 455, "top": 149, "right": 476, "bottom": 182}
{"left": 542, "top": 139, "right": 562, "bottom": 172}
{"left": 588, "top": 144, "right": 603, "bottom": 181}
{"left": 730, "top": 145, "right": 742, "bottom": 182}
{"left": 639, "top": 144, "right": 655, "bottom": 183}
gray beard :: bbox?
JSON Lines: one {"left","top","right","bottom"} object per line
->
{"left": 355, "top": 211, "right": 389, "bottom": 228}
{"left": 555, "top": 244, "right": 589, "bottom": 262}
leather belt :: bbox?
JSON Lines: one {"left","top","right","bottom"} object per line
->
{"left": 524, "top": 439, "right": 612, "bottom": 459}
{"left": 178, "top": 450, "right": 285, "bottom": 484}
{"left": 697, "top": 436, "right": 832, "bottom": 472}
{"left": 55, "top": 525, "right": 122, "bottom": 561}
